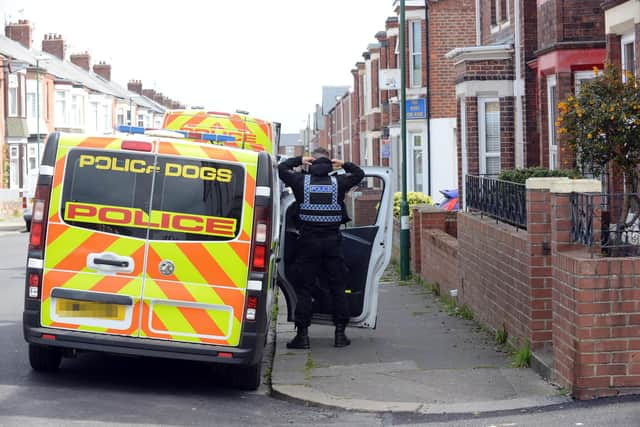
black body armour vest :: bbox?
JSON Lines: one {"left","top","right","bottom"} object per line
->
{"left": 298, "top": 174, "right": 343, "bottom": 224}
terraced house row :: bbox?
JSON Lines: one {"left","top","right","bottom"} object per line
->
{"left": 0, "top": 19, "right": 184, "bottom": 192}
{"left": 307, "top": 0, "right": 637, "bottom": 200}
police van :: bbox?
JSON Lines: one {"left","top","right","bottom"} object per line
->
{"left": 23, "top": 118, "right": 280, "bottom": 390}
{"left": 23, "top": 110, "right": 393, "bottom": 390}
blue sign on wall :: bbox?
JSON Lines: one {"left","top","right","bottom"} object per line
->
{"left": 406, "top": 99, "right": 426, "bottom": 120}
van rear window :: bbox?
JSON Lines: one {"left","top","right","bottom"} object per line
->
{"left": 149, "top": 157, "right": 245, "bottom": 241}
{"left": 60, "top": 150, "right": 246, "bottom": 241}
{"left": 61, "top": 150, "right": 154, "bottom": 238}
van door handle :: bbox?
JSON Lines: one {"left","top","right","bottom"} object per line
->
{"left": 87, "top": 252, "right": 134, "bottom": 274}
{"left": 94, "top": 258, "right": 129, "bottom": 268}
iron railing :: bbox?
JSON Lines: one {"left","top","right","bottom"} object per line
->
{"left": 570, "top": 192, "right": 640, "bottom": 257}
{"left": 465, "top": 175, "right": 527, "bottom": 229}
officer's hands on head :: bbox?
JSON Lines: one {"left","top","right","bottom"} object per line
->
{"left": 331, "top": 159, "right": 343, "bottom": 170}
{"left": 302, "top": 156, "right": 315, "bottom": 166}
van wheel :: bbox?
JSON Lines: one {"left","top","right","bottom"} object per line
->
{"left": 29, "top": 344, "right": 62, "bottom": 372}
{"left": 232, "top": 363, "right": 262, "bottom": 391}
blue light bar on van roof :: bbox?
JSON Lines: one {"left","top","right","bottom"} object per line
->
{"left": 115, "top": 125, "right": 236, "bottom": 143}
{"left": 116, "top": 125, "right": 145, "bottom": 134}
{"left": 174, "top": 130, "right": 236, "bottom": 143}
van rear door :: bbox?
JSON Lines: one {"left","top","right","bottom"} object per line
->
{"left": 139, "top": 141, "right": 257, "bottom": 346}
{"left": 278, "top": 167, "right": 393, "bottom": 328}
{"left": 41, "top": 135, "right": 154, "bottom": 337}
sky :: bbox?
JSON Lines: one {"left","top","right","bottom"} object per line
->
{"left": 1, "top": 0, "right": 397, "bottom": 133}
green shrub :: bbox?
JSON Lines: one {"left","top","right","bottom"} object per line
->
{"left": 393, "top": 192, "right": 433, "bottom": 219}
{"left": 497, "top": 167, "right": 581, "bottom": 184}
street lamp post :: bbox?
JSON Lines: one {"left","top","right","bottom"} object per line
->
{"left": 399, "top": 0, "right": 411, "bottom": 280}
{"left": 36, "top": 58, "right": 41, "bottom": 169}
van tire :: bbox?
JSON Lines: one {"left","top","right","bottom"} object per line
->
{"left": 232, "top": 363, "right": 262, "bottom": 391}
{"left": 29, "top": 344, "right": 62, "bottom": 372}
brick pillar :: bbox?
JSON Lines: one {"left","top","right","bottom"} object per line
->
{"left": 607, "top": 33, "right": 622, "bottom": 70}
{"left": 526, "top": 180, "right": 557, "bottom": 350}
{"left": 411, "top": 205, "right": 448, "bottom": 275}
{"left": 550, "top": 179, "right": 611, "bottom": 399}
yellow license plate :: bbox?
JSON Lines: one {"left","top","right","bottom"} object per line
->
{"left": 56, "top": 299, "right": 126, "bottom": 320}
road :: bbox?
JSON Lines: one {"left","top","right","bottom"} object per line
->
{"left": 0, "top": 232, "right": 639, "bottom": 426}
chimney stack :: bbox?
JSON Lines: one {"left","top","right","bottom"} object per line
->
{"left": 42, "top": 33, "right": 65, "bottom": 60}
{"left": 5, "top": 19, "right": 32, "bottom": 49}
{"left": 127, "top": 79, "right": 143, "bottom": 94}
{"left": 152, "top": 93, "right": 164, "bottom": 104}
{"left": 93, "top": 61, "right": 111, "bottom": 81}
{"left": 142, "top": 89, "right": 156, "bottom": 99}
{"left": 70, "top": 52, "right": 91, "bottom": 71}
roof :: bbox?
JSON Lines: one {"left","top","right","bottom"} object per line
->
{"left": 0, "top": 34, "right": 165, "bottom": 113}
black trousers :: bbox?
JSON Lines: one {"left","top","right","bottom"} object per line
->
{"left": 293, "top": 229, "right": 350, "bottom": 328}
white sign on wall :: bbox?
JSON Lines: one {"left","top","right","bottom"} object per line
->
{"left": 379, "top": 69, "right": 400, "bottom": 90}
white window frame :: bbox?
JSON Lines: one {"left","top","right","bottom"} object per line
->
{"left": 8, "top": 74, "right": 19, "bottom": 117}
{"left": 137, "top": 113, "right": 145, "bottom": 127}
{"left": 55, "top": 89, "right": 68, "bottom": 127}
{"left": 547, "top": 75, "right": 558, "bottom": 170}
{"left": 408, "top": 131, "right": 424, "bottom": 192}
{"left": 621, "top": 32, "right": 635, "bottom": 81}
{"left": 478, "top": 98, "right": 501, "bottom": 175}
{"left": 9, "top": 145, "right": 20, "bottom": 189}
{"left": 409, "top": 20, "right": 422, "bottom": 88}
{"left": 491, "top": 0, "right": 511, "bottom": 33}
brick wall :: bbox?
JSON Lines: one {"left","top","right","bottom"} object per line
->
{"left": 538, "top": 0, "right": 604, "bottom": 51}
{"left": 458, "top": 212, "right": 532, "bottom": 346}
{"left": 551, "top": 190, "right": 640, "bottom": 399}
{"left": 429, "top": 0, "right": 476, "bottom": 118}
{"left": 500, "top": 96, "right": 516, "bottom": 170}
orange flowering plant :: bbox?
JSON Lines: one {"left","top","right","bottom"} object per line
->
{"left": 558, "top": 64, "right": 640, "bottom": 194}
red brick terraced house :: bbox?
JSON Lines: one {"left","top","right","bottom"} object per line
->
{"left": 447, "top": 0, "right": 606, "bottom": 204}
{"left": 325, "top": 0, "right": 476, "bottom": 200}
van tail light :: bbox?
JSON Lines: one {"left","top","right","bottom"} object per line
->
{"left": 28, "top": 272, "right": 41, "bottom": 298}
{"left": 29, "top": 184, "right": 51, "bottom": 251}
{"left": 245, "top": 296, "right": 258, "bottom": 321}
{"left": 21, "top": 192, "right": 27, "bottom": 209}
{"left": 250, "top": 205, "right": 271, "bottom": 272}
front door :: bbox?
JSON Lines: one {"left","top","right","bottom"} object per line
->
{"left": 278, "top": 167, "right": 393, "bottom": 328}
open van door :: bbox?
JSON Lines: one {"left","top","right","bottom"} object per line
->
{"left": 277, "top": 167, "right": 393, "bottom": 329}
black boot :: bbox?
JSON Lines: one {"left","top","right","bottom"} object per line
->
{"left": 334, "top": 324, "right": 351, "bottom": 348}
{"left": 287, "top": 326, "right": 310, "bottom": 349}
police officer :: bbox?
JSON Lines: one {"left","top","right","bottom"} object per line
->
{"left": 278, "top": 147, "right": 364, "bottom": 349}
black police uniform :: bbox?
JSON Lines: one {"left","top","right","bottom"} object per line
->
{"left": 278, "top": 156, "right": 365, "bottom": 329}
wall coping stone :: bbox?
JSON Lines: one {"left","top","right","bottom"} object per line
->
{"left": 415, "top": 204, "right": 446, "bottom": 213}
{"left": 526, "top": 177, "right": 570, "bottom": 190}
{"left": 550, "top": 179, "right": 601, "bottom": 194}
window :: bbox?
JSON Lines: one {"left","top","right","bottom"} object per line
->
{"left": 138, "top": 113, "right": 144, "bottom": 127}
{"left": 479, "top": 98, "right": 501, "bottom": 175}
{"left": 622, "top": 33, "right": 635, "bottom": 81}
{"left": 55, "top": 90, "right": 67, "bottom": 126}
{"left": 409, "top": 133, "right": 424, "bottom": 192}
{"left": 27, "top": 144, "right": 38, "bottom": 172}
{"left": 27, "top": 92, "right": 37, "bottom": 118}
{"left": 8, "top": 74, "right": 19, "bottom": 117}
{"left": 116, "top": 108, "right": 125, "bottom": 126}
{"left": 9, "top": 146, "right": 19, "bottom": 189}
{"left": 102, "top": 104, "right": 111, "bottom": 132}
{"left": 71, "top": 95, "right": 83, "bottom": 128}
{"left": 547, "top": 75, "right": 558, "bottom": 170}
{"left": 89, "top": 101, "right": 99, "bottom": 132}
{"left": 409, "top": 21, "right": 422, "bottom": 87}
{"left": 491, "top": 0, "right": 510, "bottom": 29}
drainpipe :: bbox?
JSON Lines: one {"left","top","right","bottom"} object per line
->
{"left": 514, "top": 0, "right": 524, "bottom": 168}
{"left": 425, "top": 0, "right": 432, "bottom": 196}
{"left": 475, "top": 0, "right": 481, "bottom": 46}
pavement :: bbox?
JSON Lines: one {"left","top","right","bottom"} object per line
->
{"left": 271, "top": 268, "right": 571, "bottom": 415}
{"left": 0, "top": 216, "right": 27, "bottom": 234}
